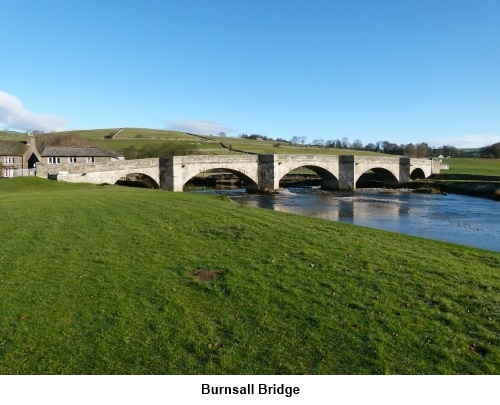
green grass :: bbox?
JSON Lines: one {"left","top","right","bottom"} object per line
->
{"left": 92, "top": 138, "right": 207, "bottom": 151}
{"left": 1, "top": 177, "right": 499, "bottom": 374}
{"left": 443, "top": 158, "right": 499, "bottom": 176}
{"left": 114, "top": 128, "right": 200, "bottom": 140}
{"left": 36, "top": 128, "right": 121, "bottom": 139}
{"left": 0, "top": 130, "right": 28, "bottom": 141}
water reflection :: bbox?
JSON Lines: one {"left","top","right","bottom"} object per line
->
{"left": 193, "top": 187, "right": 500, "bottom": 252}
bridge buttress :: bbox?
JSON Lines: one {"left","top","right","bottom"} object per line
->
{"left": 257, "top": 154, "right": 277, "bottom": 192}
{"left": 399, "top": 157, "right": 412, "bottom": 184}
{"left": 338, "top": 155, "right": 356, "bottom": 190}
{"left": 159, "top": 156, "right": 177, "bottom": 191}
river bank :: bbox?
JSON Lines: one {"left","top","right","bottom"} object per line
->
{"left": 408, "top": 180, "right": 500, "bottom": 200}
{"left": 228, "top": 186, "right": 500, "bottom": 252}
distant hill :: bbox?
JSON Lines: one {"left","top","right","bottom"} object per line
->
{"left": 2, "top": 127, "right": 483, "bottom": 158}
{"left": 0, "top": 130, "right": 28, "bottom": 141}
{"left": 20, "top": 127, "right": 384, "bottom": 157}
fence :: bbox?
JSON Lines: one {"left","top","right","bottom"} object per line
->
{"left": 13, "top": 168, "right": 36, "bottom": 177}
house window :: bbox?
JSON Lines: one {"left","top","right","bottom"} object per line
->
{"left": 5, "top": 168, "right": 14, "bottom": 177}
{"left": 86, "top": 157, "right": 95, "bottom": 163}
{"left": 48, "top": 157, "right": 60, "bottom": 164}
{"left": 4, "top": 157, "right": 15, "bottom": 164}
{"left": 68, "top": 157, "right": 77, "bottom": 163}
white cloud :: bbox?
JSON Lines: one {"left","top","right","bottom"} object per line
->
{"left": 0, "top": 91, "right": 68, "bottom": 132}
{"left": 167, "top": 119, "right": 231, "bottom": 135}
{"left": 428, "top": 134, "right": 500, "bottom": 148}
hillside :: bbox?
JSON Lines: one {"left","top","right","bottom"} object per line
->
{"left": 1, "top": 127, "right": 384, "bottom": 157}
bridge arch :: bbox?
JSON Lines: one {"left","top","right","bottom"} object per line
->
{"left": 116, "top": 172, "right": 160, "bottom": 189}
{"left": 277, "top": 165, "right": 339, "bottom": 190}
{"left": 183, "top": 167, "right": 259, "bottom": 192}
{"left": 410, "top": 168, "right": 426, "bottom": 180}
{"left": 355, "top": 167, "right": 400, "bottom": 188}
{"left": 409, "top": 159, "right": 434, "bottom": 179}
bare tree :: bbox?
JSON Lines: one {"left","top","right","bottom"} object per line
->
{"left": 352, "top": 139, "right": 363, "bottom": 150}
{"left": 404, "top": 143, "right": 417, "bottom": 157}
{"left": 325, "top": 140, "right": 336, "bottom": 148}
{"left": 35, "top": 134, "right": 93, "bottom": 153}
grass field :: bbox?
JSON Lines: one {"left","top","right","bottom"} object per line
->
{"left": 443, "top": 158, "right": 500, "bottom": 176}
{"left": 1, "top": 177, "right": 499, "bottom": 374}
{"left": 0, "top": 130, "right": 28, "bottom": 141}
{"left": 114, "top": 128, "right": 200, "bottom": 140}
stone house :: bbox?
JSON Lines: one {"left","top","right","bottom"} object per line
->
{"left": 0, "top": 136, "right": 41, "bottom": 177}
{"left": 40, "top": 146, "right": 123, "bottom": 165}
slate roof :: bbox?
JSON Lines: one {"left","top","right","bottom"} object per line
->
{"left": 0, "top": 140, "right": 28, "bottom": 156}
{"left": 41, "top": 146, "right": 121, "bottom": 158}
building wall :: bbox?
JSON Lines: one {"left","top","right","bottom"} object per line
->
{"left": 1, "top": 155, "right": 24, "bottom": 177}
{"left": 43, "top": 156, "right": 118, "bottom": 165}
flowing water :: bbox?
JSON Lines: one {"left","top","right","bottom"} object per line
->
{"left": 194, "top": 187, "right": 500, "bottom": 252}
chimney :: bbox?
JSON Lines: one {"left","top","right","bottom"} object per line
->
{"left": 26, "top": 134, "right": 35, "bottom": 147}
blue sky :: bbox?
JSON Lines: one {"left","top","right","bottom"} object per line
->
{"left": 1, "top": 0, "right": 499, "bottom": 148}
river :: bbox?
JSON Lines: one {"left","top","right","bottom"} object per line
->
{"left": 193, "top": 187, "right": 500, "bottom": 252}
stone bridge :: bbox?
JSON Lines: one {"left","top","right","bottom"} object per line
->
{"left": 35, "top": 158, "right": 161, "bottom": 187}
{"left": 35, "top": 154, "right": 440, "bottom": 191}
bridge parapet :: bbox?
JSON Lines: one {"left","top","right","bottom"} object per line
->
{"left": 171, "top": 155, "right": 259, "bottom": 164}
{"left": 36, "top": 158, "right": 160, "bottom": 177}
{"left": 36, "top": 158, "right": 160, "bottom": 186}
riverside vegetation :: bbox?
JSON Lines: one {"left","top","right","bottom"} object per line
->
{"left": 0, "top": 177, "right": 499, "bottom": 374}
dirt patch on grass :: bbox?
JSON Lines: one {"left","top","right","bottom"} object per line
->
{"left": 191, "top": 269, "right": 224, "bottom": 282}
{"left": 468, "top": 343, "right": 489, "bottom": 357}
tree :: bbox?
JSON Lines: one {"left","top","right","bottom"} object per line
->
{"left": 364, "top": 143, "right": 376, "bottom": 151}
{"left": 290, "top": 136, "right": 301, "bottom": 145}
{"left": 376, "top": 141, "right": 389, "bottom": 152}
{"left": 352, "top": 139, "right": 363, "bottom": 150}
{"left": 479, "top": 143, "right": 500, "bottom": 158}
{"left": 217, "top": 132, "right": 227, "bottom": 137}
{"left": 415, "top": 142, "right": 432, "bottom": 158}
{"left": 35, "top": 133, "right": 93, "bottom": 153}
{"left": 378, "top": 141, "right": 404, "bottom": 155}
{"left": 341, "top": 137, "right": 351, "bottom": 149}
{"left": 325, "top": 140, "right": 336, "bottom": 149}
{"left": 312, "top": 138, "right": 325, "bottom": 146}
{"left": 404, "top": 143, "right": 417, "bottom": 157}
